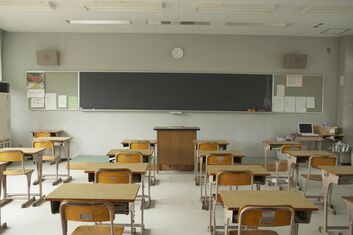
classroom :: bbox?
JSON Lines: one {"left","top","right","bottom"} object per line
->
{"left": 0, "top": 0, "right": 353, "bottom": 234}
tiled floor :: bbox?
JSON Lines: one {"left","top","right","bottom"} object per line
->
{"left": 1, "top": 162, "right": 352, "bottom": 235}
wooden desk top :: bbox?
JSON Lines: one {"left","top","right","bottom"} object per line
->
{"left": 262, "top": 140, "right": 301, "bottom": 145}
{"left": 319, "top": 166, "right": 353, "bottom": 176}
{"left": 84, "top": 163, "right": 148, "bottom": 174}
{"left": 70, "top": 155, "right": 110, "bottom": 170}
{"left": 121, "top": 139, "right": 157, "bottom": 145}
{"left": 286, "top": 150, "right": 334, "bottom": 157}
{"left": 154, "top": 126, "right": 200, "bottom": 131}
{"left": 291, "top": 134, "right": 323, "bottom": 141}
{"left": 193, "top": 140, "right": 229, "bottom": 145}
{"left": 198, "top": 150, "right": 245, "bottom": 158}
{"left": 220, "top": 190, "right": 318, "bottom": 211}
{"left": 107, "top": 149, "right": 153, "bottom": 157}
{"left": 207, "top": 165, "right": 270, "bottom": 176}
{"left": 34, "top": 136, "right": 73, "bottom": 142}
{"left": 32, "top": 129, "right": 63, "bottom": 134}
{"left": 46, "top": 183, "right": 140, "bottom": 202}
{"left": 342, "top": 196, "right": 353, "bottom": 204}
{"left": 0, "top": 147, "right": 45, "bottom": 155}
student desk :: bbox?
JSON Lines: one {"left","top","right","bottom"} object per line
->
{"left": 291, "top": 134, "right": 323, "bottom": 150}
{"left": 193, "top": 140, "right": 229, "bottom": 185}
{"left": 33, "top": 136, "right": 73, "bottom": 182}
{"left": 70, "top": 155, "right": 110, "bottom": 170}
{"left": 0, "top": 147, "right": 45, "bottom": 207}
{"left": 121, "top": 139, "right": 158, "bottom": 185}
{"left": 31, "top": 129, "right": 63, "bottom": 137}
{"left": 0, "top": 162, "right": 7, "bottom": 230}
{"left": 318, "top": 166, "right": 353, "bottom": 234}
{"left": 84, "top": 163, "right": 151, "bottom": 208}
{"left": 262, "top": 140, "right": 301, "bottom": 167}
{"left": 286, "top": 150, "right": 335, "bottom": 191}
{"left": 107, "top": 149, "right": 153, "bottom": 162}
{"left": 343, "top": 196, "right": 353, "bottom": 235}
{"left": 220, "top": 190, "right": 319, "bottom": 235}
{"left": 46, "top": 183, "right": 141, "bottom": 234}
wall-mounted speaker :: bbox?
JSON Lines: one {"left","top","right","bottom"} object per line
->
{"left": 36, "top": 50, "right": 60, "bottom": 66}
{"left": 284, "top": 54, "right": 307, "bottom": 69}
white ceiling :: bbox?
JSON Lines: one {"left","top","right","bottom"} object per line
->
{"left": 0, "top": 0, "right": 353, "bottom": 36}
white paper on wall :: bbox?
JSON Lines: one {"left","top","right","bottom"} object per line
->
{"left": 30, "top": 98, "right": 45, "bottom": 108}
{"left": 45, "top": 93, "right": 56, "bottom": 110}
{"left": 286, "top": 74, "right": 303, "bottom": 87}
{"left": 306, "top": 97, "right": 315, "bottom": 108}
{"left": 295, "top": 96, "right": 307, "bottom": 113}
{"left": 276, "top": 85, "right": 285, "bottom": 96}
{"left": 284, "top": 96, "right": 296, "bottom": 113}
{"left": 58, "top": 95, "right": 67, "bottom": 108}
{"left": 272, "top": 96, "right": 285, "bottom": 112}
{"left": 27, "top": 89, "right": 45, "bottom": 98}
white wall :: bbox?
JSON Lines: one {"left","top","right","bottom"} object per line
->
{"left": 3, "top": 33, "right": 339, "bottom": 157}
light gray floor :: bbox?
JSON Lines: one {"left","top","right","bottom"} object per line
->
{"left": 1, "top": 162, "right": 352, "bottom": 235}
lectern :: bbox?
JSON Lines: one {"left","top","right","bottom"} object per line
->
{"left": 154, "top": 126, "right": 200, "bottom": 171}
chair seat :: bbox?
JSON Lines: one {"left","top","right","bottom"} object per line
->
{"left": 72, "top": 225, "right": 124, "bottom": 235}
{"left": 42, "top": 155, "right": 59, "bottom": 161}
{"left": 4, "top": 169, "right": 34, "bottom": 176}
{"left": 301, "top": 174, "right": 322, "bottom": 181}
{"left": 229, "top": 230, "right": 279, "bottom": 235}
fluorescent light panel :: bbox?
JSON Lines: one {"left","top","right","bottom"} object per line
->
{"left": 194, "top": 3, "right": 276, "bottom": 13}
{"left": 84, "top": 1, "right": 163, "bottom": 12}
{"left": 0, "top": 1, "right": 55, "bottom": 11}
{"left": 303, "top": 5, "right": 353, "bottom": 14}
{"left": 67, "top": 20, "right": 130, "bottom": 25}
{"left": 226, "top": 22, "right": 289, "bottom": 28}
{"left": 146, "top": 20, "right": 210, "bottom": 26}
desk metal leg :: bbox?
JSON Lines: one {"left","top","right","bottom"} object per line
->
{"left": 141, "top": 175, "right": 145, "bottom": 232}
{"left": 200, "top": 156, "right": 203, "bottom": 199}
{"left": 0, "top": 168, "right": 7, "bottom": 231}
{"left": 63, "top": 141, "right": 72, "bottom": 183}
{"left": 264, "top": 145, "right": 268, "bottom": 167}
{"left": 33, "top": 153, "right": 45, "bottom": 207}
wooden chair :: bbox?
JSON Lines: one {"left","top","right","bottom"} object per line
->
{"left": 274, "top": 144, "right": 303, "bottom": 190}
{"left": 115, "top": 152, "right": 143, "bottom": 163}
{"left": 32, "top": 140, "right": 62, "bottom": 185}
{"left": 227, "top": 205, "right": 295, "bottom": 235}
{"left": 95, "top": 168, "right": 132, "bottom": 184}
{"left": 195, "top": 142, "right": 218, "bottom": 185}
{"left": 302, "top": 155, "right": 337, "bottom": 210}
{"left": 33, "top": 131, "right": 51, "bottom": 137}
{"left": 211, "top": 170, "right": 253, "bottom": 235}
{"left": 60, "top": 200, "right": 124, "bottom": 235}
{"left": 0, "top": 150, "right": 35, "bottom": 208}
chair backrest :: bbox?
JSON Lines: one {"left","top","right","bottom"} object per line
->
{"left": 0, "top": 150, "right": 26, "bottom": 173}
{"left": 310, "top": 155, "right": 337, "bottom": 168}
{"left": 238, "top": 205, "right": 295, "bottom": 234}
{"left": 95, "top": 168, "right": 132, "bottom": 184}
{"left": 129, "top": 141, "right": 151, "bottom": 150}
{"left": 34, "top": 131, "right": 51, "bottom": 137}
{"left": 280, "top": 144, "right": 303, "bottom": 154}
{"left": 198, "top": 142, "right": 218, "bottom": 151}
{"left": 60, "top": 200, "right": 115, "bottom": 235}
{"left": 115, "top": 152, "right": 143, "bottom": 163}
{"left": 216, "top": 170, "right": 254, "bottom": 187}
{"left": 32, "top": 140, "right": 55, "bottom": 156}
{"left": 206, "top": 153, "right": 233, "bottom": 165}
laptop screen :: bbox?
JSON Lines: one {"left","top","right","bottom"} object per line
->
{"left": 298, "top": 123, "right": 313, "bottom": 134}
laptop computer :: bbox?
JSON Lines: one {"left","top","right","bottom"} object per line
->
{"left": 298, "top": 123, "right": 318, "bottom": 136}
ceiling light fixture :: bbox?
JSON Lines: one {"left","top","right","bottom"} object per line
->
{"left": 226, "top": 22, "right": 289, "bottom": 28}
{"left": 67, "top": 20, "right": 131, "bottom": 25}
{"left": 194, "top": 3, "right": 276, "bottom": 13}
{"left": 146, "top": 20, "right": 210, "bottom": 26}
{"left": 84, "top": 1, "right": 163, "bottom": 12}
{"left": 303, "top": 5, "right": 353, "bottom": 14}
{"left": 0, "top": 1, "right": 55, "bottom": 11}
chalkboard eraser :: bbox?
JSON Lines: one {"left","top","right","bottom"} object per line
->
{"left": 170, "top": 111, "right": 183, "bottom": 115}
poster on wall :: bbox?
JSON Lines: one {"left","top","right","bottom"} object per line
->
{"left": 27, "top": 72, "right": 45, "bottom": 89}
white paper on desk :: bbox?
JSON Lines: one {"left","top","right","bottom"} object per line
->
{"left": 276, "top": 85, "right": 285, "bottom": 96}
{"left": 284, "top": 96, "right": 295, "bottom": 112}
{"left": 272, "top": 96, "right": 285, "bottom": 112}
{"left": 45, "top": 93, "right": 56, "bottom": 110}
{"left": 27, "top": 89, "right": 44, "bottom": 98}
{"left": 30, "top": 97, "right": 44, "bottom": 108}
{"left": 286, "top": 74, "right": 303, "bottom": 87}
{"left": 295, "top": 96, "right": 307, "bottom": 113}
{"left": 58, "top": 95, "right": 67, "bottom": 108}
{"left": 307, "top": 97, "right": 315, "bottom": 108}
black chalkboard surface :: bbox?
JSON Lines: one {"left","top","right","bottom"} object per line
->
{"left": 79, "top": 72, "right": 272, "bottom": 111}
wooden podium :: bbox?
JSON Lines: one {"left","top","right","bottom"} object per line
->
{"left": 154, "top": 126, "right": 200, "bottom": 171}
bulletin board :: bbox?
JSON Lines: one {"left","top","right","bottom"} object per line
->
{"left": 272, "top": 74, "right": 323, "bottom": 113}
{"left": 27, "top": 71, "right": 79, "bottom": 110}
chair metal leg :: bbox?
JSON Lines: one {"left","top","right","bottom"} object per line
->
{"left": 52, "top": 158, "right": 62, "bottom": 186}
{"left": 22, "top": 173, "right": 35, "bottom": 208}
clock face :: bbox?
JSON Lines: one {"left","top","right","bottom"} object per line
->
{"left": 172, "top": 47, "right": 184, "bottom": 59}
